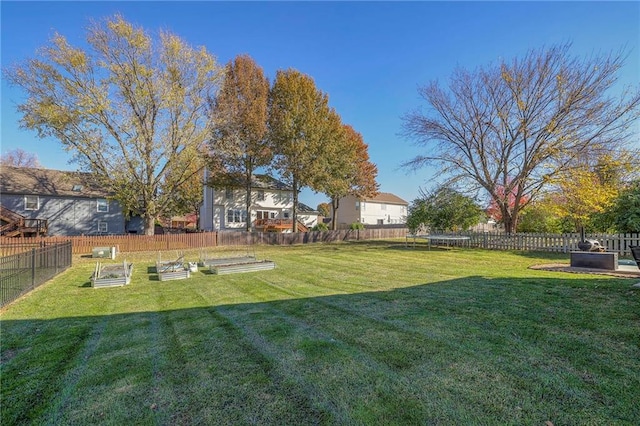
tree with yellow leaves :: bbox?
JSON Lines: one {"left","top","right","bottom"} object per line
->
{"left": 5, "top": 15, "right": 220, "bottom": 234}
{"left": 268, "top": 69, "right": 337, "bottom": 232}
{"left": 546, "top": 152, "right": 635, "bottom": 231}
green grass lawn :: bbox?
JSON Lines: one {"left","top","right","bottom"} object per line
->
{"left": 1, "top": 240, "right": 639, "bottom": 425}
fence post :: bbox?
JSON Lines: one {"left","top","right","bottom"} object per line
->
{"left": 31, "top": 248, "right": 36, "bottom": 288}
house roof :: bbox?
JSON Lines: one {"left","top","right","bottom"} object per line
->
{"left": 298, "top": 202, "right": 319, "bottom": 214}
{"left": 252, "top": 174, "right": 291, "bottom": 191}
{"left": 363, "top": 192, "right": 408, "bottom": 206}
{"left": 0, "top": 166, "right": 111, "bottom": 198}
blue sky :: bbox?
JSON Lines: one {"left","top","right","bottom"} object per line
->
{"left": 2, "top": 1, "right": 639, "bottom": 208}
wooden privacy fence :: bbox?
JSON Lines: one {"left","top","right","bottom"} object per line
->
{"left": 217, "top": 228, "right": 408, "bottom": 246}
{"left": 1, "top": 229, "right": 636, "bottom": 256}
{"left": 0, "top": 228, "right": 409, "bottom": 254}
{"left": 0, "top": 232, "right": 219, "bottom": 255}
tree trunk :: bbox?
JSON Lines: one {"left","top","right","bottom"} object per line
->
{"left": 292, "top": 178, "right": 298, "bottom": 233}
{"left": 502, "top": 211, "right": 519, "bottom": 234}
{"left": 144, "top": 214, "right": 155, "bottom": 235}
{"left": 245, "top": 173, "right": 252, "bottom": 232}
{"left": 500, "top": 204, "right": 514, "bottom": 234}
{"left": 331, "top": 197, "right": 340, "bottom": 231}
{"left": 194, "top": 205, "right": 200, "bottom": 231}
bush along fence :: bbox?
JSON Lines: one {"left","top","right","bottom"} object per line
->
{"left": 0, "top": 241, "right": 72, "bottom": 308}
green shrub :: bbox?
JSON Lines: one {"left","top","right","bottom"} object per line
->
{"left": 311, "top": 223, "right": 329, "bottom": 231}
{"left": 350, "top": 222, "right": 365, "bottom": 230}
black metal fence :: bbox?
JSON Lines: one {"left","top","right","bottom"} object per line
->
{"left": 0, "top": 241, "right": 72, "bottom": 308}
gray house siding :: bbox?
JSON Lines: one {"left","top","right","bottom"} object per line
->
{"left": 125, "top": 216, "right": 144, "bottom": 234}
{"left": 1, "top": 193, "right": 125, "bottom": 236}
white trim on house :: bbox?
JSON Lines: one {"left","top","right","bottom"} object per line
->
{"left": 24, "top": 195, "right": 39, "bottom": 211}
{"left": 97, "top": 198, "right": 109, "bottom": 212}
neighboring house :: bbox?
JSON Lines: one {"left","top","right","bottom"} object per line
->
{"left": 200, "top": 172, "right": 319, "bottom": 232}
{"left": 297, "top": 202, "right": 320, "bottom": 229}
{"left": 337, "top": 192, "right": 408, "bottom": 227}
{"left": 0, "top": 166, "right": 141, "bottom": 236}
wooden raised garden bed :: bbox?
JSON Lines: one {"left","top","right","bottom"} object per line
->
{"left": 91, "top": 261, "right": 133, "bottom": 288}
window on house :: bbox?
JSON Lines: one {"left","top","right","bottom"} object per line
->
{"left": 225, "top": 188, "right": 233, "bottom": 200}
{"left": 72, "top": 184, "right": 83, "bottom": 192}
{"left": 226, "top": 209, "right": 247, "bottom": 223}
{"left": 97, "top": 221, "right": 108, "bottom": 233}
{"left": 283, "top": 211, "right": 290, "bottom": 219}
{"left": 355, "top": 201, "right": 360, "bottom": 210}
{"left": 257, "top": 190, "right": 265, "bottom": 201}
{"left": 25, "top": 195, "right": 39, "bottom": 211}
{"left": 97, "top": 198, "right": 109, "bottom": 212}
{"left": 380, "top": 203, "right": 387, "bottom": 210}
{"left": 257, "top": 211, "right": 277, "bottom": 220}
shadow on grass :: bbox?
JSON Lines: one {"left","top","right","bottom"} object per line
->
{"left": 2, "top": 274, "right": 638, "bottom": 425}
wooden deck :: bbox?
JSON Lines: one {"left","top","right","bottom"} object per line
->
{"left": 254, "top": 219, "right": 308, "bottom": 233}
{"left": 0, "top": 206, "right": 48, "bottom": 237}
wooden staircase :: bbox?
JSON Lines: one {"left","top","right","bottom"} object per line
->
{"left": 0, "top": 206, "right": 48, "bottom": 237}
{"left": 296, "top": 220, "right": 308, "bottom": 232}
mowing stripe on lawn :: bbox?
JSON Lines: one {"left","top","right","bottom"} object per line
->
{"left": 244, "top": 272, "right": 640, "bottom": 423}
{"left": 43, "top": 315, "right": 109, "bottom": 425}
{"left": 212, "top": 276, "right": 462, "bottom": 423}
{"left": 2, "top": 243, "right": 638, "bottom": 425}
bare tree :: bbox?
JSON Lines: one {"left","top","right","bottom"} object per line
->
{"left": 403, "top": 43, "right": 640, "bottom": 233}
{"left": 4, "top": 15, "right": 220, "bottom": 234}
{"left": 0, "top": 148, "right": 41, "bottom": 168}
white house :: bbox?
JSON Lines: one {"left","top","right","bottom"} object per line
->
{"left": 200, "top": 171, "right": 319, "bottom": 232}
{"left": 337, "top": 192, "right": 408, "bottom": 227}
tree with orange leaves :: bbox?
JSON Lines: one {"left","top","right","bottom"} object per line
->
{"left": 208, "top": 54, "right": 271, "bottom": 231}
{"left": 314, "top": 124, "right": 379, "bottom": 230}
